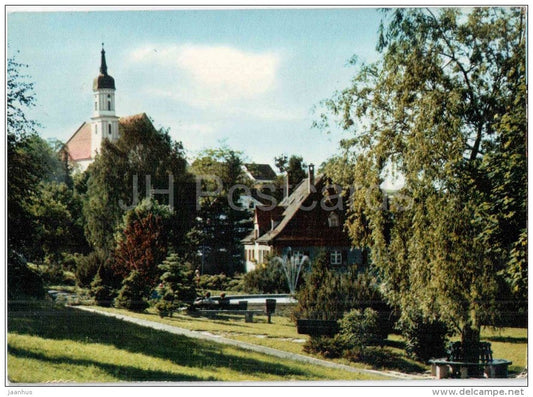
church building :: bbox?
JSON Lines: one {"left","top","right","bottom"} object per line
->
{"left": 64, "top": 45, "right": 151, "bottom": 171}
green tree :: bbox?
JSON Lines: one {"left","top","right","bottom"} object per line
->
{"left": 7, "top": 54, "right": 47, "bottom": 298}
{"left": 84, "top": 114, "right": 194, "bottom": 253}
{"left": 190, "top": 146, "right": 252, "bottom": 275}
{"left": 90, "top": 264, "right": 116, "bottom": 307}
{"left": 7, "top": 55, "right": 42, "bottom": 258}
{"left": 155, "top": 253, "right": 197, "bottom": 317}
{"left": 115, "top": 270, "right": 149, "bottom": 312}
{"left": 113, "top": 199, "right": 173, "bottom": 289}
{"left": 319, "top": 7, "right": 526, "bottom": 360}
{"left": 30, "top": 181, "right": 89, "bottom": 262}
{"left": 274, "top": 154, "right": 307, "bottom": 193}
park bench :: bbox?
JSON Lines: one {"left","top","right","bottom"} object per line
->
{"left": 194, "top": 299, "right": 277, "bottom": 323}
{"left": 296, "top": 319, "right": 339, "bottom": 337}
{"left": 429, "top": 342, "right": 512, "bottom": 379}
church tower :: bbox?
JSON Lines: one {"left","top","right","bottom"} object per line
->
{"left": 91, "top": 44, "right": 119, "bottom": 157}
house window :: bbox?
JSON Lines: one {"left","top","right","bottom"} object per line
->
{"left": 108, "top": 124, "right": 112, "bottom": 135}
{"left": 328, "top": 212, "right": 340, "bottom": 227}
{"left": 330, "top": 250, "right": 342, "bottom": 266}
{"left": 94, "top": 101, "right": 97, "bottom": 111}
{"left": 107, "top": 94, "right": 112, "bottom": 111}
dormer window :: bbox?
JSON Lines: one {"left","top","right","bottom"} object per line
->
{"left": 328, "top": 212, "right": 340, "bottom": 227}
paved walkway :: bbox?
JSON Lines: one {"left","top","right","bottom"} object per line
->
{"left": 74, "top": 306, "right": 427, "bottom": 381}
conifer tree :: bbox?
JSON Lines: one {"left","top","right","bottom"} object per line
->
{"left": 155, "top": 253, "right": 197, "bottom": 317}
{"left": 115, "top": 270, "right": 148, "bottom": 312}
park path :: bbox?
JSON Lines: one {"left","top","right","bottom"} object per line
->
{"left": 74, "top": 306, "right": 427, "bottom": 381}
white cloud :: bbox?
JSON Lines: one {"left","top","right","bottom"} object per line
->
{"left": 145, "top": 87, "right": 304, "bottom": 121}
{"left": 130, "top": 44, "right": 280, "bottom": 103}
{"left": 173, "top": 121, "right": 217, "bottom": 136}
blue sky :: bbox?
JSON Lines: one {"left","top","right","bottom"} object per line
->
{"left": 7, "top": 7, "right": 384, "bottom": 169}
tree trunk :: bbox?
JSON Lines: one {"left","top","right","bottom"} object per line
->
{"left": 462, "top": 325, "right": 481, "bottom": 376}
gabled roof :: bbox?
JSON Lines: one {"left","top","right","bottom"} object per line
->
{"left": 255, "top": 175, "right": 324, "bottom": 244}
{"left": 65, "top": 113, "right": 151, "bottom": 164}
{"left": 64, "top": 122, "right": 92, "bottom": 161}
{"left": 243, "top": 163, "right": 277, "bottom": 181}
{"left": 119, "top": 112, "right": 150, "bottom": 127}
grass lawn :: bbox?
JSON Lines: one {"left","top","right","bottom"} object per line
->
{"left": 7, "top": 300, "right": 386, "bottom": 383}
{"left": 85, "top": 305, "right": 528, "bottom": 377}
{"left": 75, "top": 305, "right": 428, "bottom": 374}
{"left": 479, "top": 327, "right": 527, "bottom": 375}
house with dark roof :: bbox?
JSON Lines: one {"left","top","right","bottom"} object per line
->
{"left": 242, "top": 163, "right": 277, "bottom": 185}
{"left": 63, "top": 46, "right": 156, "bottom": 171}
{"left": 242, "top": 165, "right": 364, "bottom": 272}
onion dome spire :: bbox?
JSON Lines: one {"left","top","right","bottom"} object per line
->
{"left": 100, "top": 43, "right": 108, "bottom": 75}
{"left": 93, "top": 43, "right": 115, "bottom": 90}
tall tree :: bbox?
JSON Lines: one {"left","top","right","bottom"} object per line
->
{"left": 319, "top": 7, "right": 526, "bottom": 360}
{"left": 30, "top": 181, "right": 89, "bottom": 262}
{"left": 84, "top": 115, "right": 195, "bottom": 253}
{"left": 7, "top": 54, "right": 46, "bottom": 297}
{"left": 274, "top": 154, "right": 307, "bottom": 191}
{"left": 8, "top": 56, "right": 39, "bottom": 256}
{"left": 190, "top": 146, "right": 252, "bottom": 275}
{"left": 113, "top": 199, "right": 173, "bottom": 289}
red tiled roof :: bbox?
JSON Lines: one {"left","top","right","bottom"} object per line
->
{"left": 65, "top": 122, "right": 92, "bottom": 161}
{"left": 65, "top": 113, "right": 151, "bottom": 163}
{"left": 119, "top": 113, "right": 149, "bottom": 127}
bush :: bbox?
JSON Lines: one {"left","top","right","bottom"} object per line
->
{"left": 75, "top": 250, "right": 106, "bottom": 288}
{"left": 8, "top": 249, "right": 45, "bottom": 300}
{"left": 90, "top": 265, "right": 116, "bottom": 307}
{"left": 61, "top": 252, "right": 81, "bottom": 273}
{"left": 398, "top": 313, "right": 451, "bottom": 362}
{"left": 293, "top": 252, "right": 392, "bottom": 326}
{"left": 303, "top": 335, "right": 344, "bottom": 358}
{"left": 225, "top": 274, "right": 245, "bottom": 292}
{"left": 198, "top": 273, "right": 233, "bottom": 291}
{"left": 38, "top": 256, "right": 77, "bottom": 286}
{"left": 242, "top": 260, "right": 289, "bottom": 294}
{"left": 155, "top": 254, "right": 197, "bottom": 317}
{"left": 115, "top": 270, "right": 149, "bottom": 312}
{"left": 338, "top": 308, "right": 386, "bottom": 351}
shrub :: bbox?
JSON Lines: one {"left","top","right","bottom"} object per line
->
{"left": 226, "top": 274, "right": 245, "bottom": 292}
{"left": 90, "top": 264, "right": 116, "bottom": 307}
{"left": 38, "top": 255, "right": 77, "bottom": 286}
{"left": 8, "top": 249, "right": 45, "bottom": 300}
{"left": 155, "top": 253, "right": 197, "bottom": 317}
{"left": 115, "top": 270, "right": 149, "bottom": 312}
{"left": 303, "top": 335, "right": 344, "bottom": 358}
{"left": 242, "top": 260, "right": 289, "bottom": 294}
{"left": 294, "top": 252, "right": 395, "bottom": 357}
{"left": 75, "top": 250, "right": 106, "bottom": 288}
{"left": 113, "top": 200, "right": 171, "bottom": 289}
{"left": 398, "top": 313, "right": 451, "bottom": 362}
{"left": 61, "top": 252, "right": 81, "bottom": 272}
{"left": 197, "top": 273, "right": 233, "bottom": 291}
{"left": 339, "top": 308, "right": 385, "bottom": 351}
{"left": 293, "top": 252, "right": 392, "bottom": 325}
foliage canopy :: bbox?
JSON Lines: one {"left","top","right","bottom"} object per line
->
{"left": 319, "top": 7, "right": 527, "bottom": 351}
